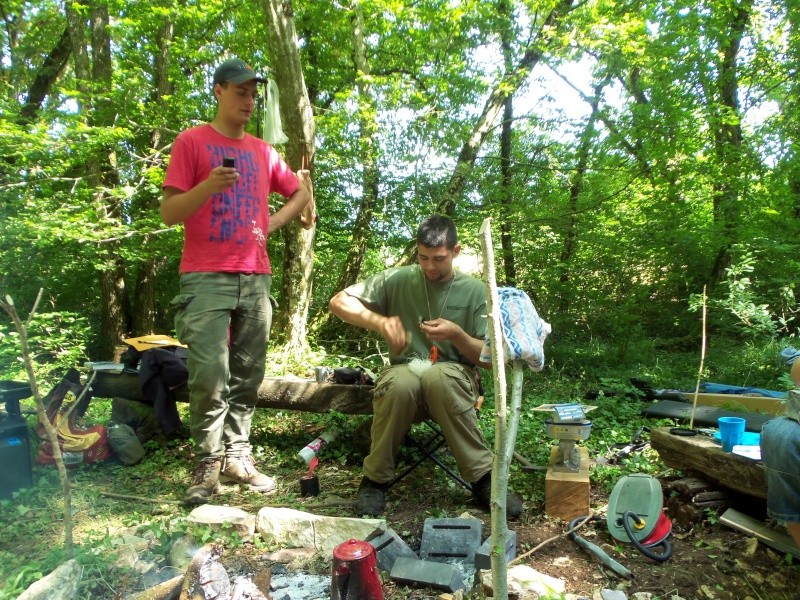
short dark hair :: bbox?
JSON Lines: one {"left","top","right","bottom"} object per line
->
{"left": 417, "top": 215, "right": 457, "bottom": 249}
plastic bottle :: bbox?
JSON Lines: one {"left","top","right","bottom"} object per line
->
{"left": 297, "top": 428, "right": 338, "bottom": 464}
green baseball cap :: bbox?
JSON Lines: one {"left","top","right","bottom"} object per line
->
{"left": 213, "top": 58, "right": 265, "bottom": 85}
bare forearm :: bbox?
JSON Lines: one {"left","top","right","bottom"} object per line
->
{"left": 329, "top": 291, "right": 384, "bottom": 333}
{"left": 268, "top": 185, "right": 310, "bottom": 234}
{"left": 160, "top": 182, "right": 214, "bottom": 225}
{"left": 451, "top": 329, "right": 490, "bottom": 368}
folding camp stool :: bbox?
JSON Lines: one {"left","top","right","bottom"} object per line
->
{"left": 386, "top": 419, "right": 471, "bottom": 491}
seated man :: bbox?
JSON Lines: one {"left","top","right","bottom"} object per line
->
{"left": 329, "top": 214, "right": 523, "bottom": 518}
{"left": 761, "top": 383, "right": 800, "bottom": 552}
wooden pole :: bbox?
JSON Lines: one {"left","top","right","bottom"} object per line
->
{"left": 689, "top": 285, "right": 708, "bottom": 430}
{"left": 479, "top": 217, "right": 509, "bottom": 600}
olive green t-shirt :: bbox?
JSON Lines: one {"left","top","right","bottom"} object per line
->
{"left": 344, "top": 264, "right": 487, "bottom": 365}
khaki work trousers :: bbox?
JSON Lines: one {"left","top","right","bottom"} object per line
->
{"left": 364, "top": 362, "right": 493, "bottom": 485}
{"left": 172, "top": 272, "right": 272, "bottom": 460}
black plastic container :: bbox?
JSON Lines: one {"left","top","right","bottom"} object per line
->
{"left": 0, "top": 415, "right": 33, "bottom": 499}
{"left": 0, "top": 381, "right": 34, "bottom": 499}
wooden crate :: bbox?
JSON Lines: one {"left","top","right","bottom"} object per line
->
{"left": 677, "top": 392, "right": 784, "bottom": 415}
{"left": 545, "top": 446, "right": 590, "bottom": 521}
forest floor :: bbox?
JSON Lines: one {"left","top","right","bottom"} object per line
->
{"left": 4, "top": 395, "right": 800, "bottom": 599}
{"left": 322, "top": 461, "right": 800, "bottom": 600}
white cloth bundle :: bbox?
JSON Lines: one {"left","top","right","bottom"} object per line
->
{"left": 263, "top": 79, "right": 288, "bottom": 144}
{"left": 480, "top": 287, "right": 551, "bottom": 371}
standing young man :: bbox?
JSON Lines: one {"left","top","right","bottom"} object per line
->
{"left": 328, "top": 215, "right": 523, "bottom": 518}
{"left": 161, "top": 57, "right": 310, "bottom": 504}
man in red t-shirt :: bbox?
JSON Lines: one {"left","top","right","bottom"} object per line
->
{"left": 161, "top": 57, "right": 310, "bottom": 505}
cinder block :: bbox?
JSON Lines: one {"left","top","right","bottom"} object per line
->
{"left": 367, "top": 528, "right": 419, "bottom": 573}
{"left": 390, "top": 557, "right": 466, "bottom": 592}
{"left": 474, "top": 529, "right": 517, "bottom": 570}
{"left": 419, "top": 517, "right": 482, "bottom": 564}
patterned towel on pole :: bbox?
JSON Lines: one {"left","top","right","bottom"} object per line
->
{"left": 480, "top": 287, "right": 551, "bottom": 371}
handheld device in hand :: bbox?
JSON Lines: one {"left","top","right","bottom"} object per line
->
{"left": 222, "top": 157, "right": 235, "bottom": 168}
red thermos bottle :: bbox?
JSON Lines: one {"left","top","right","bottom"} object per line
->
{"left": 330, "top": 539, "right": 384, "bottom": 600}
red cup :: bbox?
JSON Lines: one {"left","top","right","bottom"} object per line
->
{"left": 331, "top": 539, "right": 383, "bottom": 600}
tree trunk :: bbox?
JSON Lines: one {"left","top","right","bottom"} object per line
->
{"left": 314, "top": 0, "right": 379, "bottom": 338}
{"left": 20, "top": 27, "right": 72, "bottom": 123}
{"left": 498, "top": 0, "right": 517, "bottom": 288}
{"left": 261, "top": 0, "right": 316, "bottom": 354}
{"left": 786, "top": 0, "right": 800, "bottom": 220}
{"left": 65, "top": 1, "right": 127, "bottom": 357}
{"left": 708, "top": 0, "right": 753, "bottom": 281}
{"left": 132, "top": 13, "right": 175, "bottom": 336}
{"left": 557, "top": 84, "right": 603, "bottom": 312}
{"left": 336, "top": 1, "right": 379, "bottom": 293}
{"left": 93, "top": 2, "right": 128, "bottom": 355}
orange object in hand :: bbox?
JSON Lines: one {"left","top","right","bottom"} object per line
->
{"left": 429, "top": 346, "right": 439, "bottom": 363}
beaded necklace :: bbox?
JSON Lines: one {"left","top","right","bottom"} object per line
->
{"left": 422, "top": 268, "right": 456, "bottom": 362}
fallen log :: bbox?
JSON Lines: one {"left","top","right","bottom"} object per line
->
{"left": 650, "top": 427, "right": 766, "bottom": 499}
{"left": 90, "top": 372, "right": 374, "bottom": 414}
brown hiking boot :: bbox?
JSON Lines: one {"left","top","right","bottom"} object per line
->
{"left": 184, "top": 458, "right": 221, "bottom": 505}
{"left": 221, "top": 455, "right": 277, "bottom": 493}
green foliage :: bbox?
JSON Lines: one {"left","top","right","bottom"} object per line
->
{"left": 2, "top": 0, "right": 800, "bottom": 362}
{"left": 0, "top": 311, "right": 91, "bottom": 382}
{"left": 3, "top": 1, "right": 800, "bottom": 591}
{"left": 698, "top": 246, "right": 779, "bottom": 338}
{"left": 0, "top": 564, "right": 42, "bottom": 600}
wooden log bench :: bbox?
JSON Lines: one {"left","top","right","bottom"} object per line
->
{"left": 650, "top": 426, "right": 766, "bottom": 499}
{"left": 89, "top": 370, "right": 374, "bottom": 415}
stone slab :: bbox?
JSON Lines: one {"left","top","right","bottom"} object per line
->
{"left": 474, "top": 529, "right": 517, "bottom": 570}
{"left": 419, "top": 517, "right": 481, "bottom": 564}
{"left": 390, "top": 557, "right": 466, "bottom": 592}
{"left": 367, "top": 528, "right": 419, "bottom": 573}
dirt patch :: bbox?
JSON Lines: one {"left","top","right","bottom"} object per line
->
{"left": 268, "top": 467, "right": 800, "bottom": 599}
{"left": 360, "top": 475, "right": 800, "bottom": 600}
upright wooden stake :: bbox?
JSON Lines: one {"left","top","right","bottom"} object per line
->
{"left": 689, "top": 285, "right": 708, "bottom": 431}
{"left": 480, "top": 217, "right": 517, "bottom": 600}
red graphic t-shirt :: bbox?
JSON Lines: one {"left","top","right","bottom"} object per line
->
{"left": 163, "top": 124, "right": 299, "bottom": 274}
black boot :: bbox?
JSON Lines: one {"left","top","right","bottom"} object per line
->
{"left": 354, "top": 477, "right": 388, "bottom": 516}
{"left": 472, "top": 472, "right": 523, "bottom": 519}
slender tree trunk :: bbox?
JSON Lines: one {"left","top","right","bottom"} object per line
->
{"left": 786, "top": 0, "right": 800, "bottom": 220}
{"left": 314, "top": 0, "right": 379, "bottom": 337}
{"left": 93, "top": 2, "right": 128, "bottom": 354}
{"left": 65, "top": 1, "right": 127, "bottom": 357}
{"left": 20, "top": 26, "right": 71, "bottom": 123}
{"left": 557, "top": 85, "right": 602, "bottom": 312}
{"left": 708, "top": 0, "right": 753, "bottom": 281}
{"left": 479, "top": 218, "right": 511, "bottom": 600}
{"left": 498, "top": 97, "right": 517, "bottom": 288}
{"left": 498, "top": 0, "right": 516, "bottom": 287}
{"left": 132, "top": 13, "right": 175, "bottom": 336}
{"left": 336, "top": 0, "right": 379, "bottom": 292}
{"left": 261, "top": 0, "right": 316, "bottom": 353}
